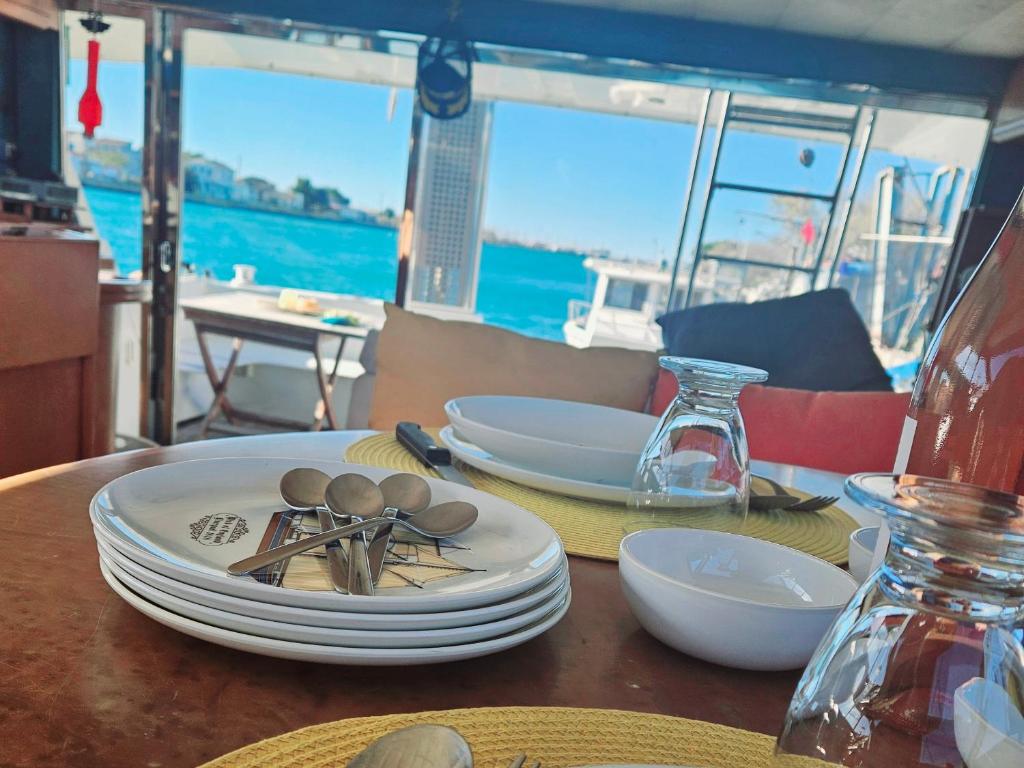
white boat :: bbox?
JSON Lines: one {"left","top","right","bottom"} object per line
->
{"left": 562, "top": 257, "right": 724, "bottom": 351}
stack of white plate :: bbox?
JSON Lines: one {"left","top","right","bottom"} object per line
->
{"left": 90, "top": 457, "right": 569, "bottom": 665}
{"left": 442, "top": 396, "right": 712, "bottom": 503}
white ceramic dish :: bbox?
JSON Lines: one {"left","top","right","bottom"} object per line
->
{"left": 100, "top": 548, "right": 572, "bottom": 649}
{"left": 98, "top": 559, "right": 571, "bottom": 665}
{"left": 96, "top": 536, "right": 569, "bottom": 631}
{"left": 441, "top": 426, "right": 632, "bottom": 502}
{"left": 442, "top": 426, "right": 725, "bottom": 507}
{"left": 848, "top": 526, "right": 879, "bottom": 583}
{"left": 90, "top": 457, "right": 564, "bottom": 613}
{"left": 445, "top": 396, "right": 660, "bottom": 485}
{"left": 954, "top": 677, "right": 1024, "bottom": 768}
{"left": 619, "top": 529, "right": 857, "bottom": 671}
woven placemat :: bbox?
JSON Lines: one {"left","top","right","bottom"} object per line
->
{"left": 345, "top": 433, "right": 855, "bottom": 564}
{"left": 198, "top": 706, "right": 830, "bottom": 768}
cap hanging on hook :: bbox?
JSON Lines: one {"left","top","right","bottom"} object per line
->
{"left": 416, "top": 0, "right": 475, "bottom": 120}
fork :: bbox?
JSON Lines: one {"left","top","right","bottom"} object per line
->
{"left": 508, "top": 754, "right": 540, "bottom": 768}
{"left": 785, "top": 495, "right": 839, "bottom": 512}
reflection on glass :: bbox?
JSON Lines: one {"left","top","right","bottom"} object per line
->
{"left": 776, "top": 474, "right": 1024, "bottom": 768}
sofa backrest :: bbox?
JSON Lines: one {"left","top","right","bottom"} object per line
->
{"left": 367, "top": 304, "right": 659, "bottom": 429}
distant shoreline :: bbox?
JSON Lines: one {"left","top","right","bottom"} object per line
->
{"left": 81, "top": 179, "right": 397, "bottom": 231}
{"left": 82, "top": 180, "right": 588, "bottom": 258}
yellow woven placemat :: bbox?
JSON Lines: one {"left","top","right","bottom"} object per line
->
{"left": 198, "top": 706, "right": 827, "bottom": 768}
{"left": 345, "top": 433, "right": 856, "bottom": 564}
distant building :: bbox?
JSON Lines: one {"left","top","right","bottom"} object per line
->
{"left": 233, "top": 176, "right": 275, "bottom": 204}
{"left": 184, "top": 154, "right": 235, "bottom": 200}
{"left": 235, "top": 176, "right": 305, "bottom": 210}
{"left": 68, "top": 133, "right": 142, "bottom": 185}
{"left": 279, "top": 189, "right": 305, "bottom": 211}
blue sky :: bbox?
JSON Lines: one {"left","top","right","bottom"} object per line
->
{"left": 67, "top": 60, "right": 953, "bottom": 261}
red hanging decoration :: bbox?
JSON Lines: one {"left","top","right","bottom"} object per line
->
{"left": 800, "top": 218, "right": 816, "bottom": 246}
{"left": 78, "top": 39, "right": 103, "bottom": 138}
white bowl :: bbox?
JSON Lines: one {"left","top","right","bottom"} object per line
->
{"left": 445, "top": 396, "right": 660, "bottom": 484}
{"left": 619, "top": 529, "right": 858, "bottom": 671}
{"left": 955, "top": 677, "right": 1024, "bottom": 768}
{"left": 848, "top": 526, "right": 879, "bottom": 583}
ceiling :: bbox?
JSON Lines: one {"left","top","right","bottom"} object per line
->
{"left": 538, "top": 0, "right": 1024, "bottom": 57}
{"left": 67, "top": 14, "right": 991, "bottom": 166}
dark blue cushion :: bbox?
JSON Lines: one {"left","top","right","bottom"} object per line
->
{"left": 657, "top": 289, "right": 892, "bottom": 392}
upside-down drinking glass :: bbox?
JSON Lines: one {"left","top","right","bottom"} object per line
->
{"left": 775, "top": 474, "right": 1024, "bottom": 768}
{"left": 628, "top": 356, "right": 767, "bottom": 525}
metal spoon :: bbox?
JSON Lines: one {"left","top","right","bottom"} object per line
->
{"left": 369, "top": 474, "right": 433, "bottom": 583}
{"left": 280, "top": 468, "right": 349, "bottom": 591}
{"left": 347, "top": 724, "right": 472, "bottom": 768}
{"left": 324, "top": 474, "right": 386, "bottom": 596}
{"left": 325, "top": 473, "right": 385, "bottom": 520}
{"left": 378, "top": 473, "right": 432, "bottom": 514}
{"left": 226, "top": 502, "right": 478, "bottom": 576}
{"left": 279, "top": 467, "right": 332, "bottom": 512}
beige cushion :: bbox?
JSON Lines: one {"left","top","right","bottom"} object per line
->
{"left": 368, "top": 304, "right": 659, "bottom": 429}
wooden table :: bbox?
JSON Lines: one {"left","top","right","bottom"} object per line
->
{"left": 181, "top": 292, "right": 372, "bottom": 436}
{"left": 0, "top": 433, "right": 869, "bottom": 768}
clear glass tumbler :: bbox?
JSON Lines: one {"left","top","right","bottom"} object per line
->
{"left": 629, "top": 356, "right": 767, "bottom": 522}
{"left": 775, "top": 473, "right": 1024, "bottom": 768}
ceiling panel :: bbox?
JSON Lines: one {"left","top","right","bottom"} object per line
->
{"left": 539, "top": 0, "right": 1024, "bottom": 56}
{"left": 952, "top": 3, "right": 1024, "bottom": 55}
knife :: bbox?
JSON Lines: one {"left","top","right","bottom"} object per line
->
{"left": 315, "top": 508, "right": 349, "bottom": 593}
{"left": 396, "top": 422, "right": 475, "bottom": 487}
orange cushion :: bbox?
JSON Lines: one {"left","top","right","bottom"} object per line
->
{"left": 650, "top": 370, "right": 910, "bottom": 475}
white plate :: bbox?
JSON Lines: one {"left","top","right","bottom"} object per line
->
{"left": 442, "top": 427, "right": 723, "bottom": 507}
{"left": 97, "top": 535, "right": 569, "bottom": 631}
{"left": 98, "top": 559, "right": 572, "bottom": 665}
{"left": 90, "top": 458, "right": 564, "bottom": 613}
{"left": 100, "top": 547, "right": 571, "bottom": 649}
{"left": 445, "top": 396, "right": 659, "bottom": 485}
{"left": 441, "top": 426, "right": 633, "bottom": 503}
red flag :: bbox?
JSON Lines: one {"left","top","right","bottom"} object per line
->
{"left": 800, "top": 218, "right": 815, "bottom": 245}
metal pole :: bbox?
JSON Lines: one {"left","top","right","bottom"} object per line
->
{"left": 141, "top": 8, "right": 184, "bottom": 444}
{"left": 665, "top": 89, "right": 712, "bottom": 313}
{"left": 825, "top": 108, "right": 876, "bottom": 287}
{"left": 809, "top": 107, "right": 861, "bottom": 284}
{"left": 869, "top": 168, "right": 895, "bottom": 345}
{"left": 394, "top": 100, "right": 424, "bottom": 306}
{"left": 682, "top": 91, "right": 731, "bottom": 309}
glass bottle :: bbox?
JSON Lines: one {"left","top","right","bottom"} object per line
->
{"left": 896, "top": 188, "right": 1024, "bottom": 494}
{"left": 776, "top": 473, "right": 1024, "bottom": 768}
{"left": 629, "top": 356, "right": 767, "bottom": 522}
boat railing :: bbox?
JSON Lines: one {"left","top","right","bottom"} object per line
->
{"left": 567, "top": 299, "right": 591, "bottom": 326}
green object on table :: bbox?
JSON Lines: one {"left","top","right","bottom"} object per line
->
{"left": 322, "top": 314, "right": 359, "bottom": 326}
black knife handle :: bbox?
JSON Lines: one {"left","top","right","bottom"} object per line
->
{"left": 396, "top": 422, "right": 452, "bottom": 468}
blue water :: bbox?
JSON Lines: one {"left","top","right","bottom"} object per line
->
{"left": 86, "top": 186, "right": 590, "bottom": 340}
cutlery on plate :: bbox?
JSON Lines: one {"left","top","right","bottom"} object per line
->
{"left": 279, "top": 467, "right": 332, "bottom": 513}
{"left": 316, "top": 507, "right": 350, "bottom": 593}
{"left": 228, "top": 500, "right": 478, "bottom": 575}
{"left": 347, "top": 724, "right": 473, "bottom": 768}
{"left": 397, "top": 421, "right": 475, "bottom": 487}
{"left": 279, "top": 467, "right": 351, "bottom": 592}
{"left": 325, "top": 474, "right": 385, "bottom": 596}
{"left": 371, "top": 473, "right": 432, "bottom": 584}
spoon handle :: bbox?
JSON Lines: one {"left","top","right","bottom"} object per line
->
{"left": 227, "top": 517, "right": 394, "bottom": 575}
